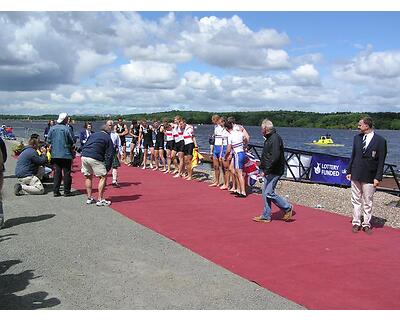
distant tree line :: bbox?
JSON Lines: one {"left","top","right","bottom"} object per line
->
{"left": 1, "top": 110, "right": 399, "bottom": 130}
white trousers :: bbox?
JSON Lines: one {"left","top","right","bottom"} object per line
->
{"left": 351, "top": 180, "right": 376, "bottom": 228}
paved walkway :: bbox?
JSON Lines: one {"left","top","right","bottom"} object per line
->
{"left": 0, "top": 141, "right": 302, "bottom": 309}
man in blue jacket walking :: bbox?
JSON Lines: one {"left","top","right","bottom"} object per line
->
{"left": 81, "top": 123, "right": 115, "bottom": 206}
{"left": 47, "top": 112, "right": 75, "bottom": 197}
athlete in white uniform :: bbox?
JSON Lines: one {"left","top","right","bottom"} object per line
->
{"left": 180, "top": 119, "right": 198, "bottom": 180}
{"left": 164, "top": 120, "right": 175, "bottom": 174}
{"left": 171, "top": 115, "right": 184, "bottom": 177}
{"left": 225, "top": 120, "right": 246, "bottom": 197}
{"left": 209, "top": 114, "right": 224, "bottom": 187}
{"left": 219, "top": 117, "right": 231, "bottom": 190}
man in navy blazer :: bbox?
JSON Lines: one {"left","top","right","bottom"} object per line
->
{"left": 346, "top": 117, "right": 387, "bottom": 234}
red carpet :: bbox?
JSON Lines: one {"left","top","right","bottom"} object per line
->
{"left": 71, "top": 159, "right": 400, "bottom": 309}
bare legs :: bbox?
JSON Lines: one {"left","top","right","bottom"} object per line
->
{"left": 85, "top": 174, "right": 108, "bottom": 200}
{"left": 220, "top": 158, "right": 230, "bottom": 190}
{"left": 98, "top": 176, "right": 107, "bottom": 200}
{"left": 210, "top": 157, "right": 221, "bottom": 186}
{"left": 154, "top": 149, "right": 166, "bottom": 171}
{"left": 184, "top": 155, "right": 193, "bottom": 180}
{"left": 174, "top": 152, "right": 185, "bottom": 177}
{"left": 236, "top": 168, "right": 246, "bottom": 196}
{"left": 85, "top": 175, "right": 93, "bottom": 199}
{"left": 165, "top": 149, "right": 172, "bottom": 173}
{"left": 142, "top": 147, "right": 154, "bottom": 169}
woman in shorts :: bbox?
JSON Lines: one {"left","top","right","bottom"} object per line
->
{"left": 180, "top": 119, "right": 198, "bottom": 180}
{"left": 128, "top": 119, "right": 140, "bottom": 166}
{"left": 153, "top": 121, "right": 166, "bottom": 171}
{"left": 209, "top": 114, "right": 226, "bottom": 187}
{"left": 138, "top": 120, "right": 154, "bottom": 169}
{"left": 224, "top": 120, "right": 246, "bottom": 197}
{"left": 164, "top": 121, "right": 175, "bottom": 174}
{"left": 115, "top": 117, "right": 129, "bottom": 163}
{"left": 171, "top": 115, "right": 183, "bottom": 176}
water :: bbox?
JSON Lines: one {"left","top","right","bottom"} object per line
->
{"left": 2, "top": 119, "right": 399, "bottom": 167}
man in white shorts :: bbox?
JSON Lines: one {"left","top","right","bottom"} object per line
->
{"left": 81, "top": 124, "right": 115, "bottom": 206}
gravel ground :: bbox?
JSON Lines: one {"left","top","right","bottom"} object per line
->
{"left": 193, "top": 165, "right": 400, "bottom": 229}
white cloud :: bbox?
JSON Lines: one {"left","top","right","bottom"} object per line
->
{"left": 182, "top": 71, "right": 221, "bottom": 90}
{"left": 292, "top": 64, "right": 321, "bottom": 86}
{"left": 50, "top": 93, "right": 66, "bottom": 102}
{"left": 355, "top": 51, "right": 400, "bottom": 78}
{"left": 334, "top": 50, "right": 400, "bottom": 82}
{"left": 120, "top": 60, "right": 178, "bottom": 89}
{"left": 74, "top": 49, "right": 116, "bottom": 81}
{"left": 181, "top": 15, "right": 290, "bottom": 70}
{"left": 125, "top": 44, "right": 192, "bottom": 63}
{"left": 70, "top": 91, "right": 85, "bottom": 103}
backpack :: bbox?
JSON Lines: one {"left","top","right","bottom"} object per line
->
{"left": 132, "top": 148, "right": 143, "bottom": 167}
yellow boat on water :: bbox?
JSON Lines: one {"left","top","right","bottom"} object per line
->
{"left": 305, "top": 135, "right": 344, "bottom": 147}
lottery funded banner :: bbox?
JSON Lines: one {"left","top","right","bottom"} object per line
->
{"left": 310, "top": 154, "right": 351, "bottom": 186}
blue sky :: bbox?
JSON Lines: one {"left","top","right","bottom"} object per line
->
{"left": 1, "top": 11, "right": 400, "bottom": 115}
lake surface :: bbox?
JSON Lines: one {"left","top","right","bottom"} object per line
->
{"left": 2, "top": 119, "right": 399, "bottom": 167}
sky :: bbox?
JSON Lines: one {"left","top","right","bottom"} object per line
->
{"left": 1, "top": 11, "right": 400, "bottom": 115}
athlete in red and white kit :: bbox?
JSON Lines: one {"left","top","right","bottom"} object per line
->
{"left": 180, "top": 119, "right": 198, "bottom": 181}
{"left": 164, "top": 120, "right": 175, "bottom": 174}
{"left": 171, "top": 115, "right": 184, "bottom": 177}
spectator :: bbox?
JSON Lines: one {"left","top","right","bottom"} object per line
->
{"left": 346, "top": 117, "right": 387, "bottom": 234}
{"left": 14, "top": 137, "right": 48, "bottom": 196}
{"left": 44, "top": 120, "right": 55, "bottom": 142}
{"left": 0, "top": 136, "right": 7, "bottom": 228}
{"left": 67, "top": 116, "right": 76, "bottom": 142}
{"left": 47, "top": 112, "right": 75, "bottom": 197}
{"left": 79, "top": 121, "right": 94, "bottom": 152}
{"left": 253, "top": 119, "right": 293, "bottom": 223}
{"left": 81, "top": 124, "right": 115, "bottom": 206}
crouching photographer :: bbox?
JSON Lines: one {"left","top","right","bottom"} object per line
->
{"left": 14, "top": 137, "right": 48, "bottom": 196}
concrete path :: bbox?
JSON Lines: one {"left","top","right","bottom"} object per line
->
{"left": 0, "top": 140, "right": 303, "bottom": 309}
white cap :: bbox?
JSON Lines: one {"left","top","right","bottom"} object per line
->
{"left": 56, "top": 112, "right": 68, "bottom": 124}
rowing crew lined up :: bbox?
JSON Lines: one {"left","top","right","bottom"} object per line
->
{"left": 209, "top": 115, "right": 251, "bottom": 198}
{"left": 126, "top": 115, "right": 199, "bottom": 181}
{"left": 123, "top": 114, "right": 253, "bottom": 197}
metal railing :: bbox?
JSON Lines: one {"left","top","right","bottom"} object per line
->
{"left": 247, "top": 143, "right": 400, "bottom": 196}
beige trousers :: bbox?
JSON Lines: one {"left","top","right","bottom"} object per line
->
{"left": 351, "top": 180, "right": 376, "bottom": 228}
{"left": 18, "top": 175, "right": 44, "bottom": 195}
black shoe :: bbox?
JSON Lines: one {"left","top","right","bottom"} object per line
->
{"left": 14, "top": 183, "right": 22, "bottom": 196}
{"left": 64, "top": 192, "right": 72, "bottom": 197}
{"left": 112, "top": 182, "right": 120, "bottom": 188}
{"left": 234, "top": 193, "right": 247, "bottom": 198}
{"left": 352, "top": 225, "right": 360, "bottom": 233}
{"left": 54, "top": 192, "right": 62, "bottom": 197}
{"left": 363, "top": 226, "right": 373, "bottom": 235}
